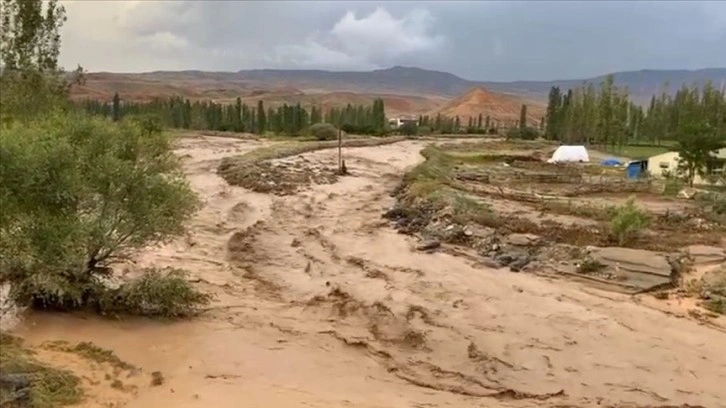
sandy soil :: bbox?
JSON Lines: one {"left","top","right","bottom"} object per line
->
{"left": 12, "top": 135, "right": 726, "bottom": 408}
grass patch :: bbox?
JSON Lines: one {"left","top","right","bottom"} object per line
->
{"left": 604, "top": 143, "right": 675, "bottom": 160}
{"left": 540, "top": 200, "right": 615, "bottom": 222}
{"left": 43, "top": 341, "right": 136, "bottom": 371}
{"left": 703, "top": 298, "right": 726, "bottom": 315}
{"left": 0, "top": 334, "right": 82, "bottom": 408}
{"left": 386, "top": 145, "right": 503, "bottom": 237}
{"left": 702, "top": 268, "right": 726, "bottom": 315}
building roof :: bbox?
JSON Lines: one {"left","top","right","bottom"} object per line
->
{"left": 648, "top": 147, "right": 726, "bottom": 160}
{"left": 648, "top": 151, "right": 679, "bottom": 161}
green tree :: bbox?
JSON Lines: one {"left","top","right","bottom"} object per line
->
{"left": 257, "top": 100, "right": 266, "bottom": 134}
{"left": 0, "top": 114, "right": 206, "bottom": 314}
{"left": 676, "top": 122, "right": 725, "bottom": 187}
{"left": 399, "top": 121, "right": 418, "bottom": 136}
{"left": 310, "top": 105, "right": 322, "bottom": 125}
{"left": 309, "top": 123, "right": 338, "bottom": 141}
{"left": 519, "top": 104, "right": 527, "bottom": 129}
{"left": 232, "top": 97, "right": 242, "bottom": 131}
{"left": 545, "top": 86, "right": 562, "bottom": 139}
{"left": 112, "top": 92, "right": 121, "bottom": 122}
{"left": 0, "top": 0, "right": 83, "bottom": 122}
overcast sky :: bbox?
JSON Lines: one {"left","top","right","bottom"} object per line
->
{"left": 59, "top": 0, "right": 726, "bottom": 82}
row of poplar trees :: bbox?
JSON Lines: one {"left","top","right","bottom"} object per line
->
{"left": 77, "top": 94, "right": 388, "bottom": 136}
{"left": 544, "top": 74, "right": 726, "bottom": 149}
{"left": 414, "top": 113, "right": 517, "bottom": 134}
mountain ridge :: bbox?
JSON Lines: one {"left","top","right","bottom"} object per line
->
{"left": 70, "top": 66, "right": 726, "bottom": 117}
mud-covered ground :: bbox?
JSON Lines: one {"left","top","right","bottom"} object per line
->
{"left": 8, "top": 135, "right": 726, "bottom": 408}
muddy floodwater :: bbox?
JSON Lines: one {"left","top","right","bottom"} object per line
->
{"left": 11, "top": 135, "right": 726, "bottom": 408}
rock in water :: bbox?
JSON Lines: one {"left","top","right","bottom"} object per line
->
{"left": 417, "top": 239, "right": 441, "bottom": 251}
{"left": 495, "top": 254, "right": 515, "bottom": 266}
{"left": 509, "top": 255, "right": 532, "bottom": 272}
{"left": 479, "top": 258, "right": 501, "bottom": 269}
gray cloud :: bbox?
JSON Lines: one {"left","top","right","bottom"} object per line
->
{"left": 59, "top": 0, "right": 726, "bottom": 81}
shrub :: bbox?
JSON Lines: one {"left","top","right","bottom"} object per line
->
{"left": 0, "top": 334, "right": 82, "bottom": 408}
{"left": 99, "top": 269, "right": 212, "bottom": 317}
{"left": 417, "top": 126, "right": 432, "bottom": 136}
{"left": 663, "top": 177, "right": 684, "bottom": 196}
{"left": 0, "top": 113, "right": 204, "bottom": 315}
{"left": 609, "top": 197, "right": 650, "bottom": 246}
{"left": 123, "top": 113, "right": 164, "bottom": 136}
{"left": 398, "top": 121, "right": 418, "bottom": 136}
{"left": 506, "top": 127, "right": 539, "bottom": 140}
{"left": 309, "top": 123, "right": 338, "bottom": 141}
{"left": 701, "top": 268, "right": 726, "bottom": 315}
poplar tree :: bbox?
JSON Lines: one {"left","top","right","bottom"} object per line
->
{"left": 519, "top": 104, "right": 527, "bottom": 129}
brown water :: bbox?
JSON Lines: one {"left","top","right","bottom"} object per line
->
{"left": 11, "top": 135, "right": 726, "bottom": 408}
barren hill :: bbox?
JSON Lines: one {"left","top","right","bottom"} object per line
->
{"left": 70, "top": 66, "right": 726, "bottom": 117}
{"left": 235, "top": 91, "right": 447, "bottom": 117}
{"left": 70, "top": 72, "right": 447, "bottom": 117}
{"left": 432, "top": 87, "right": 545, "bottom": 126}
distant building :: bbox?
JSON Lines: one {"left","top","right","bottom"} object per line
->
{"left": 646, "top": 148, "right": 726, "bottom": 185}
{"left": 389, "top": 117, "right": 418, "bottom": 128}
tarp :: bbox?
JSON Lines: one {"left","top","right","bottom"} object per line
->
{"left": 601, "top": 158, "right": 622, "bottom": 166}
{"left": 547, "top": 145, "right": 590, "bottom": 163}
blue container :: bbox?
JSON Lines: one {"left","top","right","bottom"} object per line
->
{"left": 626, "top": 161, "right": 645, "bottom": 179}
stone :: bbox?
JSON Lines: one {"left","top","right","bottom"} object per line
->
{"left": 505, "top": 233, "right": 540, "bottom": 247}
{"left": 495, "top": 253, "right": 515, "bottom": 266}
{"left": 686, "top": 245, "right": 726, "bottom": 266}
{"left": 509, "top": 255, "right": 532, "bottom": 272}
{"left": 416, "top": 239, "right": 441, "bottom": 251}
{"left": 479, "top": 258, "right": 501, "bottom": 269}
{"left": 587, "top": 246, "right": 675, "bottom": 292}
{"left": 702, "top": 266, "right": 725, "bottom": 291}
{"left": 677, "top": 188, "right": 697, "bottom": 199}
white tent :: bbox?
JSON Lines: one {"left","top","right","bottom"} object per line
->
{"left": 547, "top": 145, "right": 590, "bottom": 163}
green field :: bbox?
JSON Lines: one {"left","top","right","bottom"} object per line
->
{"left": 604, "top": 142, "right": 676, "bottom": 159}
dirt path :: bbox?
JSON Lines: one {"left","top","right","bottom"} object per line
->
{"left": 13, "top": 135, "right": 725, "bottom": 408}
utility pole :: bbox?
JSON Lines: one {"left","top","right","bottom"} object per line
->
{"left": 337, "top": 127, "right": 343, "bottom": 174}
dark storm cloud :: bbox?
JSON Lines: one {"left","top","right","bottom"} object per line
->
{"left": 60, "top": 1, "right": 726, "bottom": 81}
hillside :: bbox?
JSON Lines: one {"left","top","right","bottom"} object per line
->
{"left": 484, "top": 68, "right": 726, "bottom": 105}
{"left": 432, "top": 88, "right": 545, "bottom": 126}
{"left": 70, "top": 74, "right": 447, "bottom": 117}
{"left": 70, "top": 66, "right": 726, "bottom": 116}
